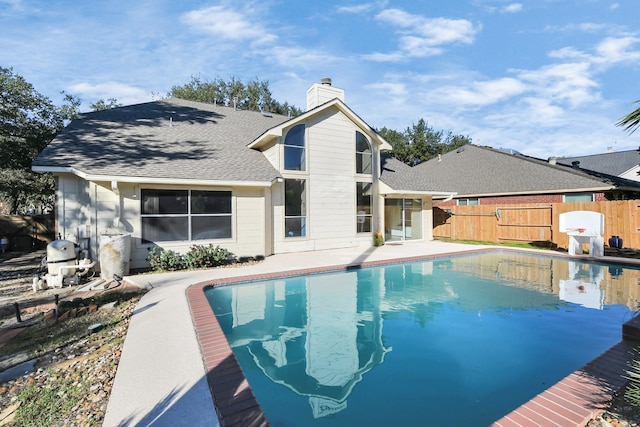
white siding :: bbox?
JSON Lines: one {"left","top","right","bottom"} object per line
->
{"left": 423, "top": 198, "right": 434, "bottom": 241}
{"left": 274, "top": 109, "right": 373, "bottom": 253}
{"left": 262, "top": 140, "right": 279, "bottom": 170}
{"left": 620, "top": 166, "right": 640, "bottom": 182}
{"left": 123, "top": 185, "right": 267, "bottom": 269}
{"left": 234, "top": 187, "right": 266, "bottom": 257}
{"left": 56, "top": 173, "right": 93, "bottom": 252}
{"left": 55, "top": 179, "right": 268, "bottom": 271}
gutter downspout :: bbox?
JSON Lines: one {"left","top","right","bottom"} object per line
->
{"left": 111, "top": 180, "right": 121, "bottom": 228}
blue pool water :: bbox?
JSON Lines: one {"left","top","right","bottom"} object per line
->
{"left": 205, "top": 252, "right": 639, "bottom": 426}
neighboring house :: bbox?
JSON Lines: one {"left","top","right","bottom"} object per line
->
{"left": 32, "top": 80, "right": 454, "bottom": 270}
{"left": 553, "top": 148, "right": 640, "bottom": 182}
{"left": 416, "top": 144, "right": 640, "bottom": 207}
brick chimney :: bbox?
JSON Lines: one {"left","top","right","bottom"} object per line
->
{"left": 306, "top": 78, "right": 345, "bottom": 110}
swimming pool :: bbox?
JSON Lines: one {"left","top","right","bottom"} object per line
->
{"left": 205, "top": 251, "right": 639, "bottom": 426}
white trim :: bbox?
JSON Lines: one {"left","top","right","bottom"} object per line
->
{"left": 378, "top": 181, "right": 457, "bottom": 198}
{"left": 33, "top": 166, "right": 275, "bottom": 187}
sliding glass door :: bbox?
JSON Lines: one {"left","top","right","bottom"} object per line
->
{"left": 384, "top": 199, "right": 423, "bottom": 241}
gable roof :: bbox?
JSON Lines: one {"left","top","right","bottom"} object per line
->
{"left": 555, "top": 148, "right": 640, "bottom": 176}
{"left": 413, "top": 144, "right": 640, "bottom": 197}
{"left": 33, "top": 98, "right": 290, "bottom": 185}
{"left": 249, "top": 98, "right": 393, "bottom": 151}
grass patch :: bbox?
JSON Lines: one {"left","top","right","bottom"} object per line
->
{"left": 14, "top": 369, "right": 91, "bottom": 426}
{"left": 435, "top": 237, "right": 561, "bottom": 251}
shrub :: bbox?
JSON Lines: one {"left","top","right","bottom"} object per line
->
{"left": 147, "top": 246, "right": 186, "bottom": 271}
{"left": 147, "top": 244, "right": 234, "bottom": 272}
{"left": 184, "top": 244, "right": 232, "bottom": 269}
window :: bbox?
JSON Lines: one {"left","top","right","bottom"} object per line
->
{"left": 284, "top": 124, "right": 306, "bottom": 171}
{"left": 457, "top": 198, "right": 479, "bottom": 206}
{"left": 285, "top": 179, "right": 306, "bottom": 237}
{"left": 564, "top": 193, "right": 594, "bottom": 202}
{"left": 141, "top": 189, "right": 232, "bottom": 242}
{"left": 356, "top": 182, "right": 372, "bottom": 233}
{"left": 356, "top": 131, "right": 372, "bottom": 174}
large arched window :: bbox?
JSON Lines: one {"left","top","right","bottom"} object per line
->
{"left": 356, "top": 131, "right": 372, "bottom": 174}
{"left": 284, "top": 124, "right": 306, "bottom": 171}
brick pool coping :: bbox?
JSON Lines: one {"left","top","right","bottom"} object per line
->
{"left": 185, "top": 248, "right": 640, "bottom": 426}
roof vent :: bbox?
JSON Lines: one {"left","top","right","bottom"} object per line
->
{"left": 321, "top": 77, "right": 332, "bottom": 86}
{"left": 456, "top": 147, "right": 465, "bottom": 153}
{"left": 571, "top": 161, "right": 580, "bottom": 168}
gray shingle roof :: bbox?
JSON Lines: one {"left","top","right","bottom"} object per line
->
{"left": 380, "top": 154, "right": 456, "bottom": 193}
{"left": 412, "top": 144, "right": 638, "bottom": 197}
{"left": 555, "top": 149, "right": 640, "bottom": 176}
{"left": 33, "top": 98, "right": 290, "bottom": 183}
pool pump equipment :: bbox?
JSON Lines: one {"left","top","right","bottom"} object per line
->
{"left": 33, "top": 239, "right": 96, "bottom": 291}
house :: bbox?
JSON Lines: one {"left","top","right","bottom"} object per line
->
{"left": 32, "top": 79, "right": 454, "bottom": 271}
{"left": 553, "top": 148, "right": 640, "bottom": 182}
{"left": 416, "top": 144, "right": 640, "bottom": 206}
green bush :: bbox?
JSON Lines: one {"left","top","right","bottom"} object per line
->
{"left": 184, "top": 244, "right": 231, "bottom": 269}
{"left": 147, "top": 246, "right": 186, "bottom": 271}
{"left": 147, "top": 244, "right": 234, "bottom": 272}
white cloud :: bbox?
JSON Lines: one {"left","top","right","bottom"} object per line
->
{"left": 429, "top": 77, "right": 527, "bottom": 107}
{"left": 336, "top": 3, "right": 375, "bottom": 14}
{"left": 66, "top": 82, "right": 151, "bottom": 109}
{"left": 546, "top": 22, "right": 613, "bottom": 34}
{"left": 367, "top": 8, "right": 477, "bottom": 61}
{"left": 594, "top": 36, "right": 640, "bottom": 64}
{"left": 549, "top": 36, "right": 640, "bottom": 70}
{"left": 501, "top": 3, "right": 522, "bottom": 13}
{"left": 366, "top": 81, "right": 408, "bottom": 98}
{"left": 181, "top": 5, "right": 276, "bottom": 45}
{"left": 262, "top": 45, "right": 340, "bottom": 69}
{"left": 517, "top": 62, "right": 599, "bottom": 108}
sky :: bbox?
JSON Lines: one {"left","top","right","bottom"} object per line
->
{"left": 1, "top": 0, "right": 639, "bottom": 159}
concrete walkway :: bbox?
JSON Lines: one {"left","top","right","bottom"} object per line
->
{"left": 102, "top": 241, "right": 488, "bottom": 426}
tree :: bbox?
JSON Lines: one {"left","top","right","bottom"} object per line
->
{"left": 379, "top": 119, "right": 471, "bottom": 166}
{"left": 617, "top": 100, "right": 640, "bottom": 134}
{"left": 0, "top": 67, "right": 65, "bottom": 214}
{"left": 169, "top": 76, "right": 302, "bottom": 116}
{"left": 90, "top": 98, "right": 122, "bottom": 111}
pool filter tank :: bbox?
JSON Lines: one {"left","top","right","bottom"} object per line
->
{"left": 33, "top": 239, "right": 96, "bottom": 291}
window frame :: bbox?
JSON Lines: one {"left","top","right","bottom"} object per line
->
{"left": 140, "top": 189, "right": 233, "bottom": 243}
{"left": 457, "top": 198, "right": 479, "bottom": 206}
{"left": 284, "top": 178, "right": 307, "bottom": 238}
{"left": 355, "top": 131, "right": 372, "bottom": 175}
{"left": 356, "top": 181, "right": 373, "bottom": 233}
{"left": 283, "top": 124, "right": 306, "bottom": 171}
{"left": 563, "top": 192, "right": 594, "bottom": 203}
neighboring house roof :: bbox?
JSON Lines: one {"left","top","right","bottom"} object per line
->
{"left": 33, "top": 98, "right": 290, "bottom": 185}
{"left": 555, "top": 148, "right": 640, "bottom": 176}
{"left": 379, "top": 154, "right": 456, "bottom": 197}
{"left": 414, "top": 144, "right": 640, "bottom": 197}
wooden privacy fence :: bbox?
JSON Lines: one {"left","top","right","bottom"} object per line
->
{"left": 433, "top": 200, "right": 639, "bottom": 250}
{"left": 0, "top": 214, "right": 55, "bottom": 251}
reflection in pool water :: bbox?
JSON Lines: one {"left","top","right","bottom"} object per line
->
{"left": 206, "top": 252, "right": 639, "bottom": 426}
